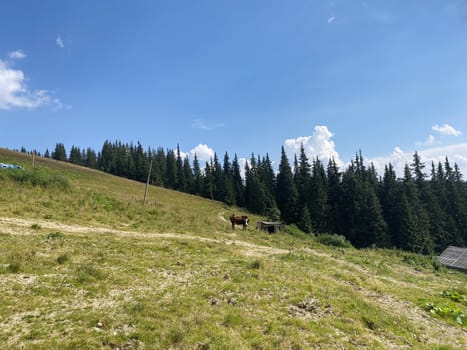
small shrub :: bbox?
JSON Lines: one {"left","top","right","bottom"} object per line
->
{"left": 316, "top": 234, "right": 353, "bottom": 248}
{"left": 8, "top": 260, "right": 21, "bottom": 273}
{"left": 30, "top": 224, "right": 41, "bottom": 230}
{"left": 6, "top": 251, "right": 26, "bottom": 273}
{"left": 249, "top": 259, "right": 262, "bottom": 270}
{"left": 75, "top": 263, "right": 105, "bottom": 283}
{"left": 56, "top": 254, "right": 69, "bottom": 264}
{"left": 46, "top": 231, "right": 64, "bottom": 240}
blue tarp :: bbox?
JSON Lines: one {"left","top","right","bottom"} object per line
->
{"left": 0, "top": 163, "right": 22, "bottom": 170}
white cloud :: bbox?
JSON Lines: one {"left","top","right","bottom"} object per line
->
{"left": 367, "top": 143, "right": 467, "bottom": 178}
{"left": 327, "top": 16, "right": 336, "bottom": 23}
{"left": 190, "top": 144, "right": 215, "bottom": 162}
{"left": 8, "top": 50, "right": 26, "bottom": 60}
{"left": 56, "top": 35, "right": 64, "bottom": 49}
{"left": 0, "top": 58, "right": 66, "bottom": 110}
{"left": 416, "top": 134, "right": 435, "bottom": 147}
{"left": 432, "top": 124, "right": 462, "bottom": 136}
{"left": 284, "top": 125, "right": 343, "bottom": 167}
{"left": 192, "top": 118, "right": 225, "bottom": 131}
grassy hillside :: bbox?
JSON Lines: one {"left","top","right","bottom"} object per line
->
{"left": 0, "top": 148, "right": 466, "bottom": 349}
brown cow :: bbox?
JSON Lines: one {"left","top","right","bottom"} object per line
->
{"left": 230, "top": 214, "right": 249, "bottom": 231}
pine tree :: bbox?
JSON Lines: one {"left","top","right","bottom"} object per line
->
{"left": 192, "top": 153, "right": 203, "bottom": 195}
{"left": 232, "top": 154, "right": 245, "bottom": 207}
{"left": 203, "top": 160, "right": 214, "bottom": 200}
{"left": 401, "top": 164, "right": 433, "bottom": 253}
{"left": 222, "top": 152, "right": 235, "bottom": 205}
{"left": 380, "top": 164, "right": 402, "bottom": 247}
{"left": 326, "top": 158, "right": 342, "bottom": 234}
{"left": 276, "top": 146, "right": 298, "bottom": 224}
{"left": 294, "top": 144, "right": 311, "bottom": 211}
{"left": 212, "top": 153, "right": 225, "bottom": 201}
{"left": 310, "top": 158, "right": 328, "bottom": 233}
{"left": 165, "top": 149, "right": 177, "bottom": 189}
{"left": 153, "top": 147, "right": 167, "bottom": 186}
{"left": 175, "top": 144, "right": 184, "bottom": 191}
{"left": 98, "top": 140, "right": 114, "bottom": 173}
{"left": 182, "top": 155, "right": 194, "bottom": 193}
{"left": 297, "top": 205, "right": 313, "bottom": 233}
{"left": 339, "top": 155, "right": 388, "bottom": 248}
{"left": 52, "top": 143, "right": 67, "bottom": 161}
{"left": 69, "top": 145, "right": 82, "bottom": 165}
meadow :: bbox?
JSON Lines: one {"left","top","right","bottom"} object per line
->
{"left": 0, "top": 148, "right": 465, "bottom": 349}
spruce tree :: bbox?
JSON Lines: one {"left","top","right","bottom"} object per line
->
{"left": 192, "top": 153, "right": 203, "bottom": 195}
{"left": 294, "top": 144, "right": 311, "bottom": 212}
{"left": 276, "top": 146, "right": 298, "bottom": 224}
{"left": 326, "top": 158, "right": 342, "bottom": 234}
{"left": 69, "top": 145, "right": 82, "bottom": 165}
{"left": 52, "top": 143, "right": 67, "bottom": 161}
{"left": 153, "top": 147, "right": 167, "bottom": 186}
{"left": 310, "top": 157, "right": 328, "bottom": 233}
{"left": 165, "top": 149, "right": 177, "bottom": 189}
{"left": 182, "top": 156, "right": 194, "bottom": 193}
{"left": 175, "top": 144, "right": 184, "bottom": 191}
{"left": 401, "top": 164, "right": 433, "bottom": 253}
{"left": 232, "top": 154, "right": 245, "bottom": 207}
{"left": 222, "top": 152, "right": 235, "bottom": 205}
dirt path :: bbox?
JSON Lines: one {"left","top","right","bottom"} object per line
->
{"left": 1, "top": 216, "right": 465, "bottom": 348}
{"left": 0, "top": 216, "right": 287, "bottom": 257}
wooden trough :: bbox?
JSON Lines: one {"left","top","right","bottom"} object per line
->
{"left": 256, "top": 221, "right": 284, "bottom": 234}
{"left": 438, "top": 246, "right": 467, "bottom": 273}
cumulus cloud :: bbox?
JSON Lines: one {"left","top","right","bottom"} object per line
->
{"left": 284, "top": 125, "right": 343, "bottom": 167}
{"left": 0, "top": 56, "right": 66, "bottom": 110}
{"left": 190, "top": 144, "right": 215, "bottom": 162}
{"left": 56, "top": 35, "right": 64, "bottom": 48}
{"left": 432, "top": 124, "right": 462, "bottom": 136}
{"left": 8, "top": 50, "right": 26, "bottom": 60}
{"left": 367, "top": 143, "right": 467, "bottom": 178}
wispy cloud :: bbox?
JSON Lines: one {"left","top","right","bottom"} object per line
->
{"left": 0, "top": 54, "right": 67, "bottom": 111}
{"left": 192, "top": 118, "right": 225, "bottom": 131}
{"left": 56, "top": 35, "right": 64, "bottom": 49}
{"left": 432, "top": 124, "right": 462, "bottom": 136}
{"left": 8, "top": 50, "right": 26, "bottom": 60}
{"left": 416, "top": 134, "right": 435, "bottom": 147}
{"left": 327, "top": 16, "right": 336, "bottom": 24}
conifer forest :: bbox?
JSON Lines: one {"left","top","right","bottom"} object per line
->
{"left": 23, "top": 140, "right": 467, "bottom": 254}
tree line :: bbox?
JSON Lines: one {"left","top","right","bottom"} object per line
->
{"left": 23, "top": 140, "right": 467, "bottom": 254}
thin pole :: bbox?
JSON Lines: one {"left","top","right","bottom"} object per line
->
{"left": 143, "top": 159, "right": 153, "bottom": 206}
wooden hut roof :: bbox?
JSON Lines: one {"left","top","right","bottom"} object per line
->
{"left": 438, "top": 246, "right": 467, "bottom": 272}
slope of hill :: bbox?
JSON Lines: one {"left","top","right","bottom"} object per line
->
{"left": 0, "top": 148, "right": 466, "bottom": 349}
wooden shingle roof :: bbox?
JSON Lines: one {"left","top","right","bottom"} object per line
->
{"left": 438, "top": 246, "right": 467, "bottom": 272}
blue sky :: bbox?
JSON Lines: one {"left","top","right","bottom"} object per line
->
{"left": 1, "top": 0, "right": 467, "bottom": 176}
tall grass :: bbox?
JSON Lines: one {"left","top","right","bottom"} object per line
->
{"left": 0, "top": 167, "right": 69, "bottom": 189}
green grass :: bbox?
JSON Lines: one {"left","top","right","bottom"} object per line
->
{"left": 0, "top": 148, "right": 466, "bottom": 349}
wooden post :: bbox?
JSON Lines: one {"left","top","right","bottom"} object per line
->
{"left": 143, "top": 159, "right": 153, "bottom": 206}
